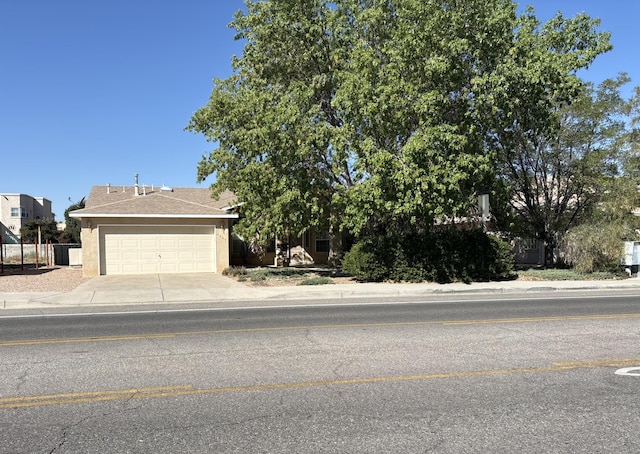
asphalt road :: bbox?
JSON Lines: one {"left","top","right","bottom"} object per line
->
{"left": 2, "top": 294, "right": 640, "bottom": 453}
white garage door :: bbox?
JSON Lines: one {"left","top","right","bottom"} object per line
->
{"left": 100, "top": 226, "right": 215, "bottom": 275}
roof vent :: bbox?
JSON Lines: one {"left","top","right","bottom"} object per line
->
{"left": 160, "top": 184, "right": 173, "bottom": 192}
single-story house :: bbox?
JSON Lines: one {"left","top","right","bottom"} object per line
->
{"left": 70, "top": 184, "right": 238, "bottom": 277}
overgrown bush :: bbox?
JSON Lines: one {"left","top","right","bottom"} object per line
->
{"left": 342, "top": 229, "right": 514, "bottom": 283}
{"left": 563, "top": 223, "right": 631, "bottom": 273}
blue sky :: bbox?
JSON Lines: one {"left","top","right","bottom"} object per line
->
{"left": 1, "top": 1, "right": 638, "bottom": 220}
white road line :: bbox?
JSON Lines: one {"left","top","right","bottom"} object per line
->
{"left": 615, "top": 367, "right": 640, "bottom": 376}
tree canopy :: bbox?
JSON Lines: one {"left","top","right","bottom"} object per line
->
{"left": 20, "top": 220, "right": 59, "bottom": 243}
{"left": 498, "top": 75, "right": 635, "bottom": 265}
{"left": 558, "top": 81, "right": 640, "bottom": 271}
{"left": 188, "top": 0, "right": 611, "bottom": 260}
{"left": 59, "top": 197, "right": 85, "bottom": 244}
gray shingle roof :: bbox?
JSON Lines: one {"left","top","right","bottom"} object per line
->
{"left": 70, "top": 186, "right": 238, "bottom": 218}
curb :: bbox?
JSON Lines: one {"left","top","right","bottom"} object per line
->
{"left": 2, "top": 280, "right": 640, "bottom": 311}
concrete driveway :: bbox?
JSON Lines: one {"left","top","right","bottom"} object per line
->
{"left": 60, "top": 273, "right": 248, "bottom": 306}
{"left": 75, "top": 273, "right": 246, "bottom": 291}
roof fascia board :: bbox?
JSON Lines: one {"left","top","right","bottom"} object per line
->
{"left": 220, "top": 201, "right": 245, "bottom": 211}
{"left": 69, "top": 213, "right": 238, "bottom": 219}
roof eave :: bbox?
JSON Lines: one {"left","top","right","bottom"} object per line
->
{"left": 69, "top": 213, "right": 239, "bottom": 219}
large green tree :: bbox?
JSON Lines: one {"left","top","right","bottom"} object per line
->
{"left": 189, "top": 0, "right": 610, "bottom": 262}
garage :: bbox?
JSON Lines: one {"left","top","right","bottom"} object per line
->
{"left": 99, "top": 225, "right": 216, "bottom": 275}
{"left": 69, "top": 185, "right": 238, "bottom": 277}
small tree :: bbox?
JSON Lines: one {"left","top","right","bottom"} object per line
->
{"left": 497, "top": 75, "right": 632, "bottom": 266}
{"left": 564, "top": 85, "right": 640, "bottom": 272}
{"left": 20, "top": 220, "right": 59, "bottom": 243}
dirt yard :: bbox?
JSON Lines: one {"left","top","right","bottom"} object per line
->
{"left": 0, "top": 265, "right": 89, "bottom": 293}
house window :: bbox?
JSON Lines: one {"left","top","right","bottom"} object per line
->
{"left": 10, "top": 207, "right": 28, "bottom": 218}
{"left": 315, "top": 232, "right": 330, "bottom": 253}
{"left": 290, "top": 233, "right": 311, "bottom": 250}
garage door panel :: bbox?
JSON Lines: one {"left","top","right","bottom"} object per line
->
{"left": 100, "top": 226, "right": 215, "bottom": 275}
{"left": 140, "top": 250, "right": 158, "bottom": 260}
{"left": 196, "top": 239, "right": 211, "bottom": 249}
{"left": 178, "top": 250, "right": 196, "bottom": 260}
{"left": 140, "top": 239, "right": 158, "bottom": 249}
{"left": 161, "top": 251, "right": 179, "bottom": 261}
{"left": 160, "top": 238, "right": 178, "bottom": 248}
{"left": 196, "top": 251, "right": 212, "bottom": 261}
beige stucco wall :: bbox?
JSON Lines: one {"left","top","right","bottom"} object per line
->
{"left": 0, "top": 194, "right": 54, "bottom": 243}
{"left": 79, "top": 217, "right": 231, "bottom": 277}
{"left": 79, "top": 219, "right": 99, "bottom": 277}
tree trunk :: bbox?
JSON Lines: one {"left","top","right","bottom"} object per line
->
{"left": 327, "top": 224, "right": 343, "bottom": 267}
{"left": 543, "top": 235, "right": 557, "bottom": 268}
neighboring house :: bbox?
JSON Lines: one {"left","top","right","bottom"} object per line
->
{"left": 0, "top": 193, "right": 54, "bottom": 244}
{"left": 69, "top": 184, "right": 238, "bottom": 277}
{"left": 230, "top": 227, "right": 331, "bottom": 267}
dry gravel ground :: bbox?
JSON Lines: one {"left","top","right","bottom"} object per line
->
{"left": 0, "top": 265, "right": 89, "bottom": 293}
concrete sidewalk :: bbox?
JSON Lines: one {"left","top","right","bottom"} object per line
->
{"left": 2, "top": 272, "right": 640, "bottom": 311}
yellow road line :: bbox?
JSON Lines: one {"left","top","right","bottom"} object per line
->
{"left": 0, "top": 333, "right": 177, "bottom": 346}
{"left": 2, "top": 313, "right": 640, "bottom": 347}
{"left": 0, "top": 386, "right": 193, "bottom": 409}
{"left": 553, "top": 357, "right": 640, "bottom": 368}
{"left": 2, "top": 358, "right": 639, "bottom": 409}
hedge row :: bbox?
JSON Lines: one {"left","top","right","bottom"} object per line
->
{"left": 341, "top": 229, "right": 514, "bottom": 283}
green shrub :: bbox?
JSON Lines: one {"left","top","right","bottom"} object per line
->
{"left": 248, "top": 269, "right": 269, "bottom": 281}
{"left": 297, "top": 277, "right": 334, "bottom": 285}
{"left": 341, "top": 237, "right": 391, "bottom": 282}
{"left": 485, "top": 234, "right": 515, "bottom": 279}
{"left": 342, "top": 229, "right": 515, "bottom": 283}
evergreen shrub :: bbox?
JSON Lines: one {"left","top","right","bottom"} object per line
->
{"left": 342, "top": 229, "right": 514, "bottom": 283}
{"left": 340, "top": 236, "right": 392, "bottom": 282}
